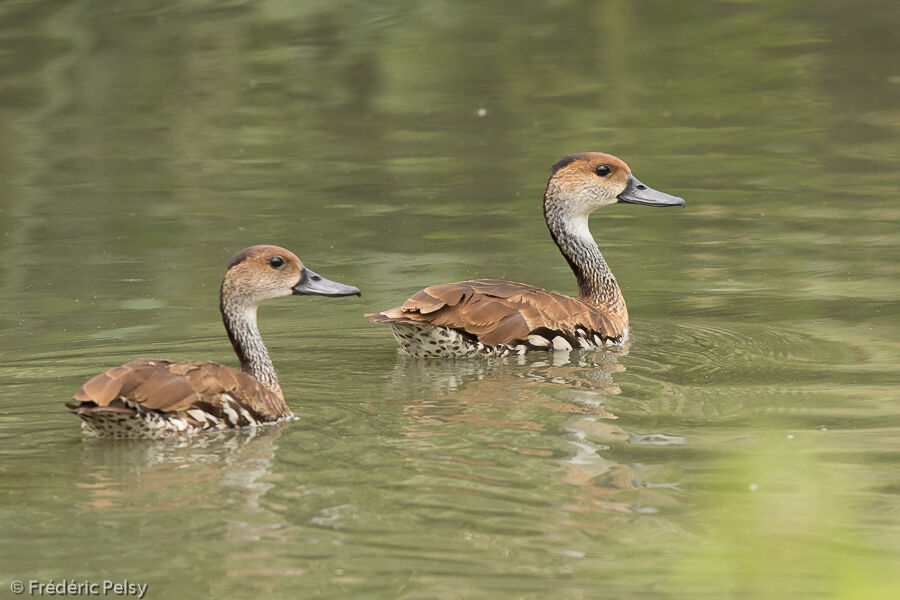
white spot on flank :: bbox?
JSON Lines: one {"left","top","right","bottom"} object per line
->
{"left": 187, "top": 409, "right": 209, "bottom": 422}
{"left": 476, "top": 107, "right": 487, "bottom": 117}
{"left": 528, "top": 335, "right": 551, "bottom": 347}
{"left": 222, "top": 402, "right": 240, "bottom": 426}
{"left": 238, "top": 406, "right": 257, "bottom": 426}
{"left": 552, "top": 336, "right": 573, "bottom": 351}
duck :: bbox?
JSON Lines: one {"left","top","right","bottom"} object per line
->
{"left": 366, "top": 152, "right": 684, "bottom": 358}
{"left": 67, "top": 245, "right": 360, "bottom": 437}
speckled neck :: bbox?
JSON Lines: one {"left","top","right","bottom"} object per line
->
{"left": 543, "top": 185, "right": 627, "bottom": 318}
{"left": 219, "top": 282, "right": 284, "bottom": 401}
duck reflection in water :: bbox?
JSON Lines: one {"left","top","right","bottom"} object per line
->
{"left": 72, "top": 422, "right": 313, "bottom": 588}
{"left": 386, "top": 347, "right": 685, "bottom": 514}
{"left": 73, "top": 422, "right": 288, "bottom": 512}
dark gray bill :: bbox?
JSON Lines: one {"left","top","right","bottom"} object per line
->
{"left": 617, "top": 174, "right": 685, "bottom": 207}
{"left": 292, "top": 268, "right": 361, "bottom": 297}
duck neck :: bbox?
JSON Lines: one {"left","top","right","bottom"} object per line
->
{"left": 219, "top": 284, "right": 284, "bottom": 401}
{"left": 543, "top": 193, "right": 626, "bottom": 313}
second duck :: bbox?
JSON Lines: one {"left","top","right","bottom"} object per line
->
{"left": 366, "top": 152, "right": 685, "bottom": 358}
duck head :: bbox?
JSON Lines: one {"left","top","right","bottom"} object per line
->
{"left": 546, "top": 152, "right": 685, "bottom": 216}
{"left": 223, "top": 245, "right": 360, "bottom": 307}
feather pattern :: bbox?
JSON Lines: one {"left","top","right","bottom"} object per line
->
{"left": 366, "top": 279, "right": 626, "bottom": 353}
{"left": 68, "top": 358, "right": 288, "bottom": 427}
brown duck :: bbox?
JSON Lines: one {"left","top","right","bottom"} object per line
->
{"left": 366, "top": 153, "right": 684, "bottom": 358}
{"left": 67, "top": 245, "right": 360, "bottom": 437}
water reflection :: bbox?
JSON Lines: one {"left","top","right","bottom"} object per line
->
{"left": 74, "top": 422, "right": 288, "bottom": 512}
{"left": 388, "top": 348, "right": 686, "bottom": 514}
{"left": 561, "top": 414, "right": 685, "bottom": 515}
{"left": 390, "top": 346, "right": 627, "bottom": 395}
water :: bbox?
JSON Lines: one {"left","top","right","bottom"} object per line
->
{"left": 1, "top": 1, "right": 898, "bottom": 598}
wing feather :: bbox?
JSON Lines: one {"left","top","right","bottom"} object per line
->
{"left": 70, "top": 358, "right": 286, "bottom": 422}
{"left": 367, "top": 279, "right": 627, "bottom": 346}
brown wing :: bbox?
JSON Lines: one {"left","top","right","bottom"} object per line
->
{"left": 366, "top": 279, "right": 626, "bottom": 346}
{"left": 68, "top": 358, "right": 286, "bottom": 423}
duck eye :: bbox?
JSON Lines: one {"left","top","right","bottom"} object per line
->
{"left": 595, "top": 164, "right": 612, "bottom": 177}
{"left": 268, "top": 256, "right": 285, "bottom": 269}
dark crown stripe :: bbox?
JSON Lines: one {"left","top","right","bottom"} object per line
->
{"left": 550, "top": 154, "right": 587, "bottom": 174}
{"left": 226, "top": 247, "right": 257, "bottom": 270}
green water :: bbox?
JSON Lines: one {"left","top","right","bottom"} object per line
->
{"left": 1, "top": 1, "right": 898, "bottom": 598}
